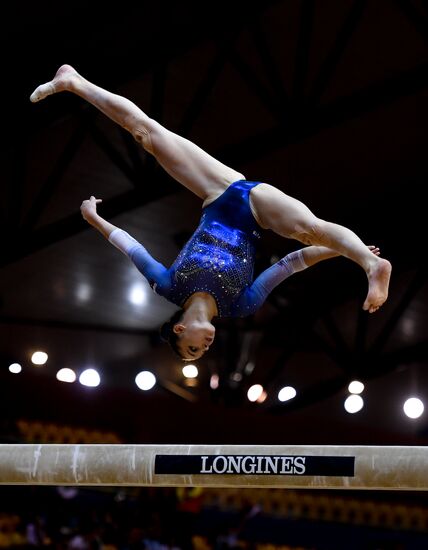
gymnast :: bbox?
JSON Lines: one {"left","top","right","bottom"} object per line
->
{"left": 30, "top": 65, "right": 391, "bottom": 361}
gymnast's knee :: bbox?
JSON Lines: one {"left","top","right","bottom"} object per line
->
{"left": 133, "top": 125, "right": 154, "bottom": 154}
{"left": 291, "top": 218, "right": 327, "bottom": 246}
{"left": 127, "top": 115, "right": 155, "bottom": 153}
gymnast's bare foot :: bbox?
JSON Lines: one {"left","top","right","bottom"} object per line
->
{"left": 30, "top": 64, "right": 79, "bottom": 103}
{"left": 363, "top": 257, "right": 392, "bottom": 313}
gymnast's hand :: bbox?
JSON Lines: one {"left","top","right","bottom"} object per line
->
{"left": 80, "top": 196, "right": 102, "bottom": 223}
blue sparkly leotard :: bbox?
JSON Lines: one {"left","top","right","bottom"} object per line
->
{"left": 109, "top": 180, "right": 308, "bottom": 317}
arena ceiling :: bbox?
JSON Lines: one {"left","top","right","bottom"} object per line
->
{"left": 0, "top": 0, "right": 427, "bottom": 446}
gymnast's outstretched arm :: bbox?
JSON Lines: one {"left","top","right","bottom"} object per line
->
{"left": 80, "top": 196, "right": 169, "bottom": 292}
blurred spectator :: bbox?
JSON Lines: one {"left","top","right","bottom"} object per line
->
{"left": 26, "top": 514, "right": 52, "bottom": 547}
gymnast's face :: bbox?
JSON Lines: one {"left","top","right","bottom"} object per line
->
{"left": 173, "top": 320, "right": 215, "bottom": 361}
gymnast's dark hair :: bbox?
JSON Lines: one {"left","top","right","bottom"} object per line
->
{"left": 159, "top": 308, "right": 186, "bottom": 359}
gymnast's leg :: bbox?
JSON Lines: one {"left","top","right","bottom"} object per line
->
{"left": 30, "top": 65, "right": 244, "bottom": 203}
{"left": 250, "top": 184, "right": 392, "bottom": 313}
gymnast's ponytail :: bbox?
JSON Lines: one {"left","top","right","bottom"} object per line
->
{"left": 159, "top": 309, "right": 185, "bottom": 359}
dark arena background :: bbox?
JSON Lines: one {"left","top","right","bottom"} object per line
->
{"left": 1, "top": 1, "right": 428, "bottom": 548}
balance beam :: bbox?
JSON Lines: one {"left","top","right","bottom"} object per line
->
{"left": 0, "top": 444, "right": 427, "bottom": 490}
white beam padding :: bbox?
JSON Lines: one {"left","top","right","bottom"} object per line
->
{"left": 0, "top": 444, "right": 427, "bottom": 490}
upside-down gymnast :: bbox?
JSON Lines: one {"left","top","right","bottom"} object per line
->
{"left": 30, "top": 65, "right": 391, "bottom": 361}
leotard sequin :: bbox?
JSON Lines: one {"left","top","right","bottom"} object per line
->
{"left": 109, "top": 180, "right": 307, "bottom": 317}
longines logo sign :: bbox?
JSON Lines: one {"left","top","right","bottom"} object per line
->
{"left": 155, "top": 455, "right": 355, "bottom": 476}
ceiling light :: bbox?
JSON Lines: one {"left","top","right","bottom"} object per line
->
{"left": 244, "top": 361, "right": 255, "bottom": 375}
{"left": 247, "top": 384, "right": 264, "bottom": 402}
{"left": 76, "top": 282, "right": 92, "bottom": 302}
{"left": 135, "top": 371, "right": 156, "bottom": 391}
{"left": 31, "top": 351, "right": 48, "bottom": 365}
{"left": 129, "top": 284, "right": 147, "bottom": 306}
{"left": 256, "top": 390, "right": 267, "bottom": 403}
{"left": 348, "top": 380, "right": 364, "bottom": 394}
{"left": 403, "top": 397, "right": 424, "bottom": 419}
{"left": 344, "top": 394, "right": 364, "bottom": 414}
{"left": 210, "top": 374, "right": 219, "bottom": 389}
{"left": 278, "top": 386, "right": 297, "bottom": 402}
{"left": 79, "top": 368, "right": 101, "bottom": 387}
{"left": 182, "top": 364, "right": 198, "bottom": 379}
{"left": 8, "top": 363, "right": 22, "bottom": 374}
{"left": 56, "top": 368, "right": 77, "bottom": 383}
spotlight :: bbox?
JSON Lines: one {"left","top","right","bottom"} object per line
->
{"left": 182, "top": 364, "right": 198, "bottom": 379}
{"left": 210, "top": 374, "right": 219, "bottom": 389}
{"left": 31, "top": 351, "right": 48, "bottom": 365}
{"left": 79, "top": 369, "right": 101, "bottom": 387}
{"left": 403, "top": 397, "right": 424, "bottom": 419}
{"left": 278, "top": 386, "right": 297, "bottom": 402}
{"left": 135, "top": 371, "right": 156, "bottom": 391}
{"left": 129, "top": 284, "right": 147, "bottom": 306}
{"left": 344, "top": 394, "right": 364, "bottom": 414}
{"left": 56, "top": 368, "right": 77, "bottom": 383}
{"left": 247, "top": 384, "right": 264, "bottom": 402}
{"left": 348, "top": 380, "right": 364, "bottom": 394}
{"left": 9, "top": 363, "right": 22, "bottom": 374}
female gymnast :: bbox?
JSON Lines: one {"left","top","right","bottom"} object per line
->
{"left": 30, "top": 65, "right": 391, "bottom": 361}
